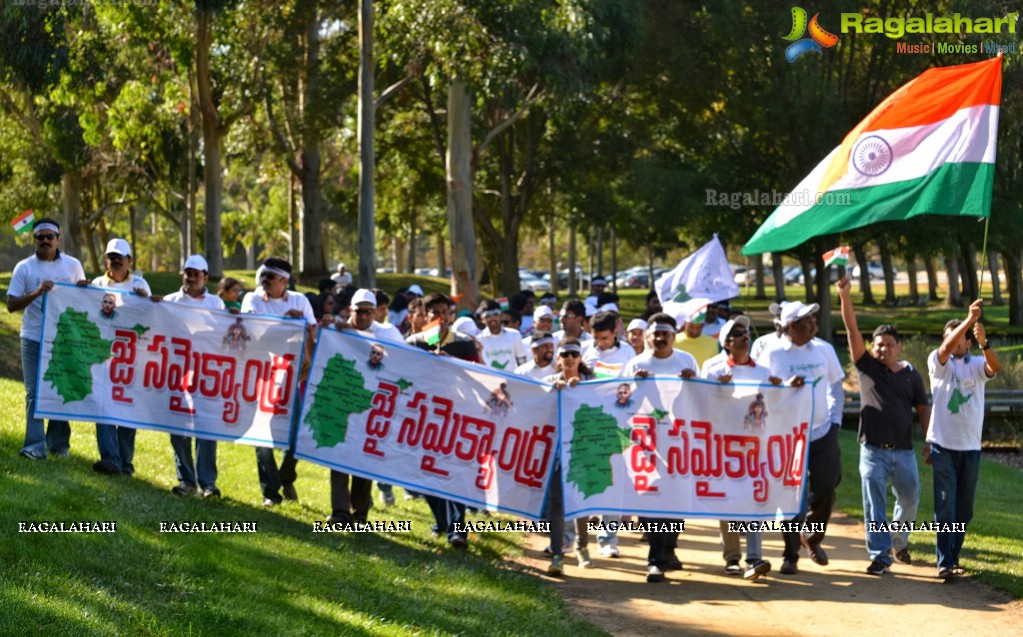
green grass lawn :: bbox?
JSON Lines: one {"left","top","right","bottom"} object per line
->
{"left": 834, "top": 427, "right": 1023, "bottom": 597}
{"left": 0, "top": 376, "right": 605, "bottom": 636}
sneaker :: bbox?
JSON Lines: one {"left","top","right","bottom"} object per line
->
{"left": 201, "top": 487, "right": 222, "bottom": 498}
{"left": 449, "top": 535, "right": 468, "bottom": 550}
{"left": 951, "top": 565, "right": 966, "bottom": 576}
{"left": 744, "top": 560, "right": 772, "bottom": 581}
{"left": 547, "top": 555, "right": 564, "bottom": 576}
{"left": 383, "top": 492, "right": 396, "bottom": 506}
{"left": 577, "top": 548, "right": 593, "bottom": 568}
{"left": 866, "top": 559, "right": 890, "bottom": 576}
{"left": 937, "top": 566, "right": 953, "bottom": 580}
{"left": 892, "top": 548, "right": 912, "bottom": 565}
{"left": 171, "top": 484, "right": 196, "bottom": 496}
{"left": 646, "top": 565, "right": 665, "bottom": 583}
{"left": 666, "top": 552, "right": 683, "bottom": 571}
{"left": 780, "top": 559, "right": 798, "bottom": 575}
{"left": 724, "top": 559, "right": 742, "bottom": 576}
{"left": 262, "top": 498, "right": 279, "bottom": 507}
{"left": 282, "top": 483, "right": 298, "bottom": 501}
{"left": 599, "top": 545, "right": 621, "bottom": 558}
{"left": 92, "top": 460, "right": 121, "bottom": 475}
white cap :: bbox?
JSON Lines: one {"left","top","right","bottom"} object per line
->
{"left": 719, "top": 315, "right": 751, "bottom": 349}
{"left": 452, "top": 316, "right": 480, "bottom": 337}
{"left": 105, "top": 238, "right": 131, "bottom": 257}
{"left": 768, "top": 301, "right": 787, "bottom": 317}
{"left": 626, "top": 318, "right": 648, "bottom": 333}
{"left": 407, "top": 284, "right": 424, "bottom": 296}
{"left": 337, "top": 263, "right": 346, "bottom": 271}
{"left": 533, "top": 305, "right": 555, "bottom": 322}
{"left": 351, "top": 288, "right": 377, "bottom": 307}
{"left": 585, "top": 303, "right": 597, "bottom": 317}
{"left": 183, "top": 254, "right": 208, "bottom": 272}
{"left": 780, "top": 301, "right": 820, "bottom": 327}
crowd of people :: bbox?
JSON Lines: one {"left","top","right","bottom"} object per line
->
{"left": 8, "top": 217, "right": 999, "bottom": 585}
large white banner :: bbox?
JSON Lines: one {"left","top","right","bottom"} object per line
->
{"left": 295, "top": 330, "right": 559, "bottom": 519}
{"left": 559, "top": 377, "right": 813, "bottom": 520}
{"left": 35, "top": 284, "right": 307, "bottom": 448}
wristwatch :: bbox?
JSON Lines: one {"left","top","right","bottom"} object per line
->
{"left": 981, "top": 342, "right": 991, "bottom": 350}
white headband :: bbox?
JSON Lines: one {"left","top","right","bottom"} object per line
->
{"left": 649, "top": 322, "right": 677, "bottom": 334}
{"left": 558, "top": 343, "right": 582, "bottom": 354}
{"left": 530, "top": 336, "right": 555, "bottom": 348}
{"left": 33, "top": 223, "right": 59, "bottom": 235}
{"left": 261, "top": 266, "right": 291, "bottom": 281}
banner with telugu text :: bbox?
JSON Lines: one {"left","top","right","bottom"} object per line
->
{"left": 35, "top": 284, "right": 306, "bottom": 448}
{"left": 559, "top": 377, "right": 813, "bottom": 520}
{"left": 294, "top": 329, "right": 559, "bottom": 519}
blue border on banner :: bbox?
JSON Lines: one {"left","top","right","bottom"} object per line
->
{"left": 560, "top": 375, "right": 810, "bottom": 520}
{"left": 34, "top": 282, "right": 304, "bottom": 449}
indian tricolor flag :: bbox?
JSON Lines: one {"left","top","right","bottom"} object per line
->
{"left": 422, "top": 318, "right": 443, "bottom": 347}
{"left": 743, "top": 57, "right": 1001, "bottom": 255}
{"left": 822, "top": 246, "right": 850, "bottom": 268}
{"left": 10, "top": 209, "right": 34, "bottom": 235}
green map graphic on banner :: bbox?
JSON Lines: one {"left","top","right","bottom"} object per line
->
{"left": 305, "top": 354, "right": 375, "bottom": 447}
{"left": 567, "top": 404, "right": 632, "bottom": 498}
{"left": 43, "top": 308, "right": 113, "bottom": 403}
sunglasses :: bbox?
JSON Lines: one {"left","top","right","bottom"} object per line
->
{"left": 260, "top": 272, "right": 280, "bottom": 281}
{"left": 727, "top": 330, "right": 749, "bottom": 340}
{"left": 35, "top": 233, "right": 57, "bottom": 241}
{"left": 559, "top": 351, "right": 580, "bottom": 358}
{"left": 354, "top": 308, "right": 373, "bottom": 315}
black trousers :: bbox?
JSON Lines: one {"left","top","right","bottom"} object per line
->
{"left": 256, "top": 447, "right": 298, "bottom": 503}
{"left": 330, "top": 470, "right": 373, "bottom": 522}
{"left": 782, "top": 424, "right": 842, "bottom": 561}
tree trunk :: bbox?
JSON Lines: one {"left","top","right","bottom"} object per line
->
{"left": 877, "top": 235, "right": 896, "bottom": 304}
{"left": 610, "top": 228, "right": 618, "bottom": 293}
{"left": 187, "top": 76, "right": 199, "bottom": 261}
{"left": 988, "top": 251, "right": 1003, "bottom": 305}
{"left": 771, "top": 252, "right": 784, "bottom": 302}
{"left": 407, "top": 213, "right": 417, "bottom": 274}
{"left": 60, "top": 170, "right": 82, "bottom": 260}
{"left": 907, "top": 256, "right": 919, "bottom": 303}
{"left": 799, "top": 255, "right": 814, "bottom": 301}
{"left": 446, "top": 78, "right": 480, "bottom": 310}
{"left": 1002, "top": 250, "right": 1022, "bottom": 325}
{"left": 568, "top": 223, "right": 577, "bottom": 296}
{"left": 357, "top": 0, "right": 376, "bottom": 288}
{"left": 945, "top": 252, "right": 962, "bottom": 307}
{"left": 814, "top": 239, "right": 833, "bottom": 342}
{"left": 596, "top": 226, "right": 604, "bottom": 279}
{"left": 752, "top": 253, "right": 766, "bottom": 299}
{"left": 548, "top": 222, "right": 558, "bottom": 295}
{"left": 436, "top": 229, "right": 446, "bottom": 280}
{"left": 958, "top": 239, "right": 978, "bottom": 301}
{"left": 196, "top": 7, "right": 224, "bottom": 278}
{"left": 924, "top": 254, "right": 939, "bottom": 300}
{"left": 852, "top": 243, "right": 875, "bottom": 304}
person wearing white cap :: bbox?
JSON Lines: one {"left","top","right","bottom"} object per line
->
{"left": 621, "top": 312, "right": 697, "bottom": 583}
{"left": 241, "top": 257, "right": 315, "bottom": 506}
{"left": 625, "top": 318, "right": 648, "bottom": 355}
{"left": 751, "top": 301, "right": 786, "bottom": 360}
{"left": 700, "top": 314, "right": 781, "bottom": 582}
{"left": 477, "top": 299, "right": 528, "bottom": 372}
{"left": 8, "top": 217, "right": 86, "bottom": 460}
{"left": 836, "top": 276, "right": 931, "bottom": 576}
{"left": 331, "top": 263, "right": 353, "bottom": 287}
{"left": 323, "top": 288, "right": 403, "bottom": 523}
{"left": 162, "top": 254, "right": 226, "bottom": 497}
{"left": 524, "top": 305, "right": 558, "bottom": 351}
{"left": 89, "top": 238, "right": 153, "bottom": 476}
{"left": 758, "top": 299, "right": 845, "bottom": 576}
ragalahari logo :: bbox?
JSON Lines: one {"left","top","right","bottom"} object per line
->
{"left": 782, "top": 7, "right": 839, "bottom": 62}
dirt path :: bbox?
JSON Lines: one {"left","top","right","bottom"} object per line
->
{"left": 520, "top": 514, "right": 1023, "bottom": 636}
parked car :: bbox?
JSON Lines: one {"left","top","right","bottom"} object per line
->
{"left": 519, "top": 273, "right": 551, "bottom": 292}
{"left": 797, "top": 268, "right": 842, "bottom": 285}
{"left": 616, "top": 272, "right": 653, "bottom": 289}
{"left": 851, "top": 262, "right": 892, "bottom": 280}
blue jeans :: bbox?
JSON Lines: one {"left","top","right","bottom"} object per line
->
{"left": 20, "top": 338, "right": 71, "bottom": 458}
{"left": 170, "top": 435, "right": 218, "bottom": 490}
{"left": 96, "top": 423, "right": 136, "bottom": 474}
{"left": 544, "top": 463, "right": 588, "bottom": 556}
{"left": 859, "top": 443, "right": 919, "bottom": 564}
{"left": 931, "top": 443, "right": 980, "bottom": 569}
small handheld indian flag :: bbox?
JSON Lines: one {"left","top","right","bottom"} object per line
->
{"left": 10, "top": 209, "right": 34, "bottom": 235}
{"left": 422, "top": 318, "right": 443, "bottom": 346}
{"left": 822, "top": 246, "right": 850, "bottom": 268}
{"left": 496, "top": 297, "right": 510, "bottom": 311}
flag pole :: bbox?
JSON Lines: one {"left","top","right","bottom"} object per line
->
{"left": 977, "top": 216, "right": 991, "bottom": 301}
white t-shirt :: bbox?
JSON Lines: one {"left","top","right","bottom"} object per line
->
{"left": 514, "top": 359, "right": 556, "bottom": 381}
{"left": 926, "top": 350, "right": 991, "bottom": 451}
{"left": 700, "top": 352, "right": 774, "bottom": 384}
{"left": 583, "top": 341, "right": 637, "bottom": 379}
{"left": 751, "top": 331, "right": 782, "bottom": 360}
{"left": 241, "top": 291, "right": 315, "bottom": 324}
{"left": 372, "top": 321, "right": 404, "bottom": 343}
{"left": 8, "top": 253, "right": 86, "bottom": 339}
{"left": 759, "top": 336, "right": 844, "bottom": 439}
{"left": 553, "top": 329, "right": 592, "bottom": 343}
{"left": 622, "top": 350, "right": 698, "bottom": 378}
{"left": 703, "top": 317, "right": 726, "bottom": 341}
{"left": 164, "top": 289, "right": 227, "bottom": 311}
{"left": 91, "top": 273, "right": 152, "bottom": 296}
{"left": 479, "top": 327, "right": 528, "bottom": 371}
